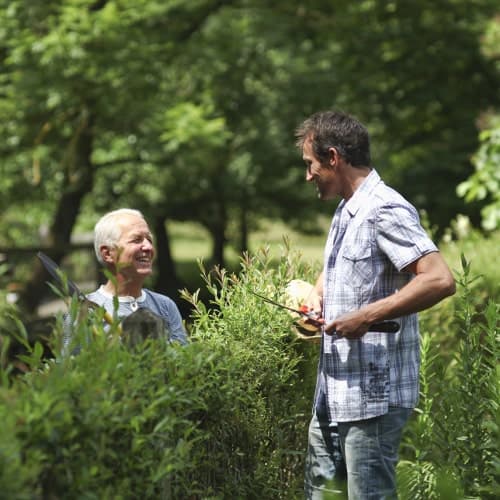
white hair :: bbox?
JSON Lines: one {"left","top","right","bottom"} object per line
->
{"left": 94, "top": 208, "right": 145, "bottom": 264}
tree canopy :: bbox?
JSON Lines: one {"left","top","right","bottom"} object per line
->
{"left": 1, "top": 0, "right": 499, "bottom": 312}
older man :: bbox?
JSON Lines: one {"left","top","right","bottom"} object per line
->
{"left": 63, "top": 208, "right": 187, "bottom": 353}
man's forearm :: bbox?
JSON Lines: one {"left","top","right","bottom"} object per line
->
{"left": 326, "top": 252, "right": 455, "bottom": 337}
{"left": 362, "top": 252, "right": 456, "bottom": 325}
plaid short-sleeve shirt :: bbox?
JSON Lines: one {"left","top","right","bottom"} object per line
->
{"left": 316, "top": 169, "right": 438, "bottom": 422}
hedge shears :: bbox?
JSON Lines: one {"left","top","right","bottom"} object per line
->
{"left": 37, "top": 251, "right": 115, "bottom": 327}
{"left": 250, "top": 290, "right": 400, "bottom": 333}
{"left": 249, "top": 290, "right": 325, "bottom": 327}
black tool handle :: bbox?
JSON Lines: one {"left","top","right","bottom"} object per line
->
{"left": 368, "top": 321, "right": 400, "bottom": 333}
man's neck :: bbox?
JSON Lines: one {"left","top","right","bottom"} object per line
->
{"left": 102, "top": 279, "right": 143, "bottom": 298}
{"left": 342, "top": 166, "right": 372, "bottom": 200}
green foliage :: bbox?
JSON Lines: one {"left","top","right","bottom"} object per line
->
{"left": 438, "top": 258, "right": 499, "bottom": 498}
{"left": 420, "top": 227, "right": 500, "bottom": 361}
{"left": 457, "top": 14, "right": 500, "bottom": 231}
{"left": 0, "top": 244, "right": 319, "bottom": 498}
{"left": 399, "top": 255, "right": 500, "bottom": 499}
{"left": 1, "top": 341, "right": 237, "bottom": 498}
{"left": 1, "top": 236, "right": 499, "bottom": 498}
{"left": 457, "top": 119, "right": 500, "bottom": 231}
{"left": 0, "top": 263, "right": 27, "bottom": 383}
{"left": 182, "top": 242, "right": 321, "bottom": 494}
{"left": 445, "top": 227, "right": 500, "bottom": 303}
{"left": 319, "top": 0, "right": 500, "bottom": 231}
{"left": 3, "top": 0, "right": 499, "bottom": 276}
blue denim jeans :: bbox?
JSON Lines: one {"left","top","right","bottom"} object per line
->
{"left": 305, "top": 412, "right": 347, "bottom": 499}
{"left": 305, "top": 405, "right": 412, "bottom": 500}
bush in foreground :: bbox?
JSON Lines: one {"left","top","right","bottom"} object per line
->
{"left": 0, "top": 243, "right": 498, "bottom": 499}
{"left": 0, "top": 245, "right": 319, "bottom": 499}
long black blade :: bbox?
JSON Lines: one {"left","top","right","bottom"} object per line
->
{"left": 37, "top": 251, "right": 85, "bottom": 301}
{"left": 250, "top": 290, "right": 305, "bottom": 316}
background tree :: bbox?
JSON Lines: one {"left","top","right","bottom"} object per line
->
{"left": 0, "top": 0, "right": 236, "bottom": 311}
{"left": 458, "top": 14, "right": 500, "bottom": 231}
{"left": 1, "top": 0, "right": 499, "bottom": 315}
{"left": 301, "top": 0, "right": 500, "bottom": 231}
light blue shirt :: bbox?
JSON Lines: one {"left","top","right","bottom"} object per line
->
{"left": 316, "top": 169, "right": 438, "bottom": 422}
{"left": 63, "top": 286, "right": 188, "bottom": 354}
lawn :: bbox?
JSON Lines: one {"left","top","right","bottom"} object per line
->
{"left": 168, "top": 218, "right": 500, "bottom": 307}
{"left": 168, "top": 218, "right": 328, "bottom": 286}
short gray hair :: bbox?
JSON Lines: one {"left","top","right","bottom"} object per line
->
{"left": 94, "top": 208, "right": 145, "bottom": 264}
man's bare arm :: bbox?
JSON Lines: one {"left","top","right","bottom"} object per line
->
{"left": 326, "top": 252, "right": 456, "bottom": 338}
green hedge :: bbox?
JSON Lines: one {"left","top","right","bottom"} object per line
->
{"left": 0, "top": 242, "right": 498, "bottom": 499}
{"left": 0, "top": 246, "right": 319, "bottom": 499}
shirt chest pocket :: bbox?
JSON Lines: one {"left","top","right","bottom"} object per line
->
{"left": 341, "top": 243, "right": 373, "bottom": 288}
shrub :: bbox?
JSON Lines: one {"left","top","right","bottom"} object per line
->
{"left": 0, "top": 244, "right": 319, "bottom": 499}
{"left": 2, "top": 240, "right": 497, "bottom": 499}
{"left": 419, "top": 228, "right": 499, "bottom": 366}
{"left": 399, "top": 256, "right": 500, "bottom": 499}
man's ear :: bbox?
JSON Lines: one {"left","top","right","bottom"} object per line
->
{"left": 328, "top": 147, "right": 339, "bottom": 168}
{"left": 100, "top": 245, "right": 115, "bottom": 264}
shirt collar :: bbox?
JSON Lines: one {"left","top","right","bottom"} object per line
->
{"left": 98, "top": 285, "right": 146, "bottom": 303}
{"left": 343, "top": 169, "right": 381, "bottom": 217}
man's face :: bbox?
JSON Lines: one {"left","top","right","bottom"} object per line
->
{"left": 303, "top": 136, "right": 338, "bottom": 200}
{"left": 110, "top": 215, "right": 155, "bottom": 279}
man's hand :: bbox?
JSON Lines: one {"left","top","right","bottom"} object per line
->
{"left": 323, "top": 252, "right": 455, "bottom": 340}
{"left": 304, "top": 272, "right": 324, "bottom": 320}
{"left": 324, "top": 309, "right": 369, "bottom": 339}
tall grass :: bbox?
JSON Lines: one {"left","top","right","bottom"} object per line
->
{"left": 399, "top": 255, "right": 499, "bottom": 499}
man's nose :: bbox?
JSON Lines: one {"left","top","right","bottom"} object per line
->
{"left": 142, "top": 239, "right": 153, "bottom": 250}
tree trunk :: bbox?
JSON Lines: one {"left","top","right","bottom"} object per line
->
{"left": 20, "top": 113, "right": 95, "bottom": 314}
{"left": 152, "top": 215, "right": 184, "bottom": 298}
{"left": 239, "top": 203, "right": 249, "bottom": 255}
{"left": 210, "top": 198, "right": 227, "bottom": 267}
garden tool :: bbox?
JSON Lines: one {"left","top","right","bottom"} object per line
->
{"left": 37, "top": 251, "right": 115, "bottom": 328}
{"left": 250, "top": 289, "right": 400, "bottom": 334}
{"left": 250, "top": 290, "right": 325, "bottom": 327}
